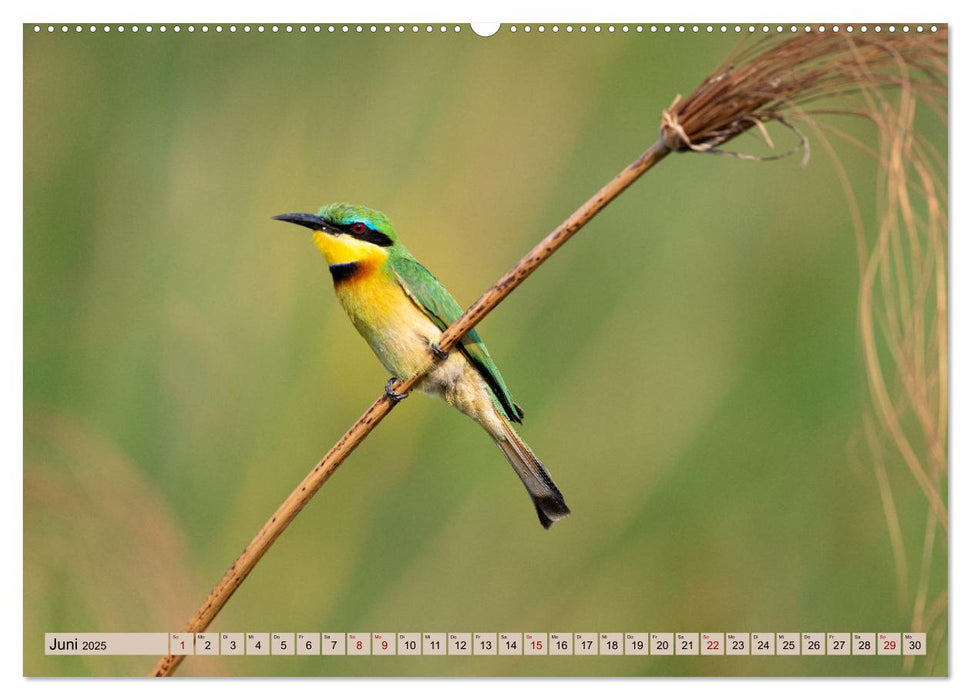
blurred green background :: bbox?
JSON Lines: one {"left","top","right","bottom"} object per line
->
{"left": 24, "top": 25, "right": 946, "bottom": 676}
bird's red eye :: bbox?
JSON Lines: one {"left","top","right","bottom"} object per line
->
{"left": 350, "top": 222, "right": 367, "bottom": 235}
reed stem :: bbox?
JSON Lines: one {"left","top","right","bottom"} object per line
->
{"left": 150, "top": 141, "right": 671, "bottom": 677}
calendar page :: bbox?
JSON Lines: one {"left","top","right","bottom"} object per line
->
{"left": 23, "top": 20, "right": 948, "bottom": 678}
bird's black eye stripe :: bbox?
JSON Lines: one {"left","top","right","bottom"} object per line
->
{"left": 340, "top": 222, "right": 394, "bottom": 247}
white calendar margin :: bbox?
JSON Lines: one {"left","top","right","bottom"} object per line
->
{"left": 6, "top": 0, "right": 964, "bottom": 698}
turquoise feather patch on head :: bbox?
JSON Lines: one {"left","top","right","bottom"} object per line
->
{"left": 317, "top": 202, "right": 400, "bottom": 244}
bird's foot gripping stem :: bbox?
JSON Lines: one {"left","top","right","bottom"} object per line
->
{"left": 430, "top": 342, "right": 449, "bottom": 360}
{"left": 384, "top": 377, "right": 409, "bottom": 403}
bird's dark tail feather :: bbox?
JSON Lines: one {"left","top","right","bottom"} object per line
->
{"left": 494, "top": 418, "right": 570, "bottom": 529}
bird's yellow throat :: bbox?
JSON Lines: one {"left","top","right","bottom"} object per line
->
{"left": 311, "top": 229, "right": 415, "bottom": 342}
{"left": 313, "top": 230, "right": 389, "bottom": 268}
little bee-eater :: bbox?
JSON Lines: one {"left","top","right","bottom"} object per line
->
{"left": 274, "top": 203, "right": 570, "bottom": 528}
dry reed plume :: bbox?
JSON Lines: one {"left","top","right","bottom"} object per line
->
{"left": 663, "top": 27, "right": 948, "bottom": 672}
{"left": 152, "top": 28, "right": 948, "bottom": 676}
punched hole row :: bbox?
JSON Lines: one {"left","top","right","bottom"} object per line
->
{"left": 31, "top": 24, "right": 941, "bottom": 35}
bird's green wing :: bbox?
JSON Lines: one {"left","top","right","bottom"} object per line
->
{"left": 390, "top": 255, "right": 524, "bottom": 423}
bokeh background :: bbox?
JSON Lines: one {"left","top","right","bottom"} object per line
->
{"left": 24, "top": 24, "right": 947, "bottom": 676}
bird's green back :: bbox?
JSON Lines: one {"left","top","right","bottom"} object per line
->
{"left": 389, "top": 253, "right": 524, "bottom": 424}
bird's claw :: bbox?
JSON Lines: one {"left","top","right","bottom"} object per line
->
{"left": 430, "top": 342, "right": 449, "bottom": 360}
{"left": 384, "top": 377, "right": 409, "bottom": 403}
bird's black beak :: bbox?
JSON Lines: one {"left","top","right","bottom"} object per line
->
{"left": 272, "top": 212, "right": 340, "bottom": 234}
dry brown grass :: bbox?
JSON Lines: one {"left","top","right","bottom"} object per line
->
{"left": 664, "top": 28, "right": 947, "bottom": 672}
{"left": 661, "top": 29, "right": 945, "bottom": 157}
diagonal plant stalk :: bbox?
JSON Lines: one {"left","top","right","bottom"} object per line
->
{"left": 151, "top": 29, "right": 946, "bottom": 676}
{"left": 150, "top": 139, "right": 671, "bottom": 677}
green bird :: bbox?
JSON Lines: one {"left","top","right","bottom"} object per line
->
{"left": 274, "top": 203, "right": 570, "bottom": 528}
